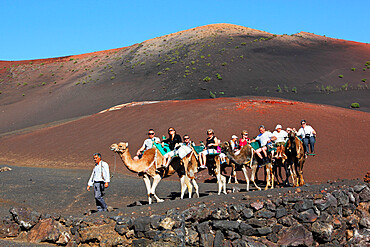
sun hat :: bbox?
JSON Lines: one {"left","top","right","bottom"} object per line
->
{"left": 275, "top": 124, "right": 282, "bottom": 129}
{"left": 231, "top": 135, "right": 238, "bottom": 139}
{"left": 301, "top": 119, "right": 306, "bottom": 124}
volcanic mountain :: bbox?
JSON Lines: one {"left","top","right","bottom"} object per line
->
{"left": 0, "top": 24, "right": 369, "bottom": 135}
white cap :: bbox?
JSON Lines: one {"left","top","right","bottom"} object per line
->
{"left": 275, "top": 124, "right": 282, "bottom": 129}
{"left": 231, "top": 135, "right": 238, "bottom": 139}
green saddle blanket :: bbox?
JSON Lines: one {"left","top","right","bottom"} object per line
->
{"left": 153, "top": 142, "right": 171, "bottom": 156}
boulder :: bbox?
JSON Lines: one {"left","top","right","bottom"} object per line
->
{"left": 242, "top": 208, "right": 254, "bottom": 219}
{"left": 200, "top": 233, "right": 214, "bottom": 247}
{"left": 275, "top": 206, "right": 287, "bottom": 219}
{"left": 27, "top": 218, "right": 71, "bottom": 244}
{"left": 296, "top": 209, "right": 318, "bottom": 223}
{"left": 159, "top": 217, "right": 176, "bottom": 230}
{"left": 250, "top": 200, "right": 264, "bottom": 211}
{"left": 133, "top": 216, "right": 151, "bottom": 232}
{"left": 211, "top": 207, "right": 230, "bottom": 220}
{"left": 238, "top": 222, "right": 258, "bottom": 236}
{"left": 332, "top": 190, "right": 350, "bottom": 206}
{"left": 185, "top": 227, "right": 198, "bottom": 246}
{"left": 277, "top": 223, "right": 314, "bottom": 246}
{"left": 359, "top": 187, "right": 370, "bottom": 202}
{"left": 9, "top": 207, "right": 40, "bottom": 230}
{"left": 293, "top": 199, "right": 313, "bottom": 212}
{"left": 213, "top": 230, "right": 225, "bottom": 247}
{"left": 311, "top": 221, "right": 334, "bottom": 242}
{"left": 256, "top": 209, "right": 275, "bottom": 219}
{"left": 78, "top": 221, "right": 125, "bottom": 245}
{"left": 213, "top": 220, "right": 240, "bottom": 231}
{"left": 0, "top": 217, "right": 20, "bottom": 238}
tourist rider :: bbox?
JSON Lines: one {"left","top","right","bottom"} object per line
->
{"left": 162, "top": 127, "right": 182, "bottom": 167}
{"left": 163, "top": 134, "right": 194, "bottom": 168}
{"left": 271, "top": 124, "right": 288, "bottom": 159}
{"left": 87, "top": 153, "right": 110, "bottom": 212}
{"left": 230, "top": 135, "right": 239, "bottom": 154}
{"left": 239, "top": 130, "right": 250, "bottom": 148}
{"left": 297, "top": 120, "right": 317, "bottom": 155}
{"left": 199, "top": 129, "right": 220, "bottom": 169}
{"left": 134, "top": 129, "right": 160, "bottom": 160}
{"left": 251, "top": 125, "right": 276, "bottom": 165}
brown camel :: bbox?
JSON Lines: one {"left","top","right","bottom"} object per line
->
{"left": 285, "top": 131, "right": 306, "bottom": 187}
{"left": 110, "top": 142, "right": 197, "bottom": 204}
{"left": 180, "top": 149, "right": 200, "bottom": 198}
{"left": 221, "top": 142, "right": 262, "bottom": 191}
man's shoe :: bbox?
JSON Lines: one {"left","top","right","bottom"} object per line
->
{"left": 199, "top": 165, "right": 207, "bottom": 169}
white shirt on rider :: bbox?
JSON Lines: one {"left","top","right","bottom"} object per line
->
{"left": 255, "top": 131, "right": 273, "bottom": 146}
{"left": 297, "top": 125, "right": 315, "bottom": 138}
{"left": 272, "top": 130, "right": 288, "bottom": 143}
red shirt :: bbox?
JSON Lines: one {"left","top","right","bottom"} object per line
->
{"left": 239, "top": 138, "right": 250, "bottom": 147}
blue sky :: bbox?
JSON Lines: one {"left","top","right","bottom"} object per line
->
{"left": 1, "top": 0, "right": 368, "bottom": 61}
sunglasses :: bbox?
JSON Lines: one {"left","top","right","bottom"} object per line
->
{"left": 243, "top": 134, "right": 248, "bottom": 135}
{"left": 184, "top": 137, "right": 189, "bottom": 140}
{"left": 148, "top": 133, "right": 155, "bottom": 135}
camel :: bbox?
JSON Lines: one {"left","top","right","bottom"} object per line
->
{"left": 180, "top": 149, "right": 200, "bottom": 198}
{"left": 285, "top": 131, "right": 306, "bottom": 187}
{"left": 222, "top": 141, "right": 277, "bottom": 190}
{"left": 110, "top": 142, "right": 198, "bottom": 204}
{"left": 221, "top": 142, "right": 261, "bottom": 191}
{"left": 205, "top": 154, "right": 227, "bottom": 195}
{"left": 272, "top": 145, "right": 290, "bottom": 186}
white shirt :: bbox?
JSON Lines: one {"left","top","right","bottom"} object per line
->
{"left": 143, "top": 137, "right": 160, "bottom": 151}
{"left": 255, "top": 131, "right": 273, "bottom": 146}
{"left": 272, "top": 130, "right": 288, "bottom": 143}
{"left": 88, "top": 161, "right": 110, "bottom": 186}
{"left": 297, "top": 125, "right": 315, "bottom": 138}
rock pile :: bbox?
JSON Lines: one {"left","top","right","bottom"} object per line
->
{"left": 0, "top": 182, "right": 369, "bottom": 246}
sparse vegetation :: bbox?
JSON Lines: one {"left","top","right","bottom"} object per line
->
{"left": 341, "top": 83, "right": 349, "bottom": 91}
{"left": 216, "top": 73, "right": 222, "bottom": 80}
{"left": 165, "top": 68, "right": 170, "bottom": 71}
{"left": 276, "top": 85, "right": 282, "bottom": 93}
{"left": 292, "top": 87, "right": 297, "bottom": 93}
{"left": 338, "top": 75, "right": 343, "bottom": 78}
{"left": 41, "top": 82, "right": 46, "bottom": 86}
{"left": 351, "top": 68, "right": 356, "bottom": 71}
{"left": 350, "top": 102, "right": 360, "bottom": 108}
{"left": 203, "top": 76, "right": 211, "bottom": 82}
{"left": 157, "top": 72, "right": 162, "bottom": 75}
{"left": 209, "top": 91, "right": 216, "bottom": 98}
{"left": 221, "top": 62, "right": 227, "bottom": 66}
{"left": 111, "top": 76, "right": 115, "bottom": 80}
{"left": 362, "top": 78, "right": 367, "bottom": 82}
{"left": 156, "top": 63, "right": 161, "bottom": 66}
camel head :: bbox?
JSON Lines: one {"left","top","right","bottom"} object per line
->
{"left": 110, "top": 142, "right": 129, "bottom": 154}
{"left": 221, "top": 141, "right": 231, "bottom": 153}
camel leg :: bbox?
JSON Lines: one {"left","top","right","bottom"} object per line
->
{"left": 251, "top": 165, "right": 261, "bottom": 190}
{"left": 192, "top": 179, "right": 199, "bottom": 198}
{"left": 180, "top": 176, "right": 186, "bottom": 199}
{"left": 265, "top": 165, "right": 271, "bottom": 190}
{"left": 185, "top": 176, "right": 193, "bottom": 198}
{"left": 150, "top": 174, "right": 164, "bottom": 202}
{"left": 241, "top": 166, "right": 250, "bottom": 191}
{"left": 142, "top": 174, "right": 153, "bottom": 205}
{"left": 221, "top": 175, "right": 227, "bottom": 194}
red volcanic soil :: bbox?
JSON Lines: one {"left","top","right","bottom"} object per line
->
{"left": 0, "top": 24, "right": 369, "bottom": 135}
{"left": 0, "top": 97, "right": 369, "bottom": 183}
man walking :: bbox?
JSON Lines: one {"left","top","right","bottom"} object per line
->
{"left": 87, "top": 153, "right": 110, "bottom": 212}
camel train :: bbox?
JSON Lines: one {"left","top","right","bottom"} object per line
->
{"left": 110, "top": 129, "right": 307, "bottom": 204}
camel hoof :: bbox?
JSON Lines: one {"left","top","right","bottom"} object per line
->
{"left": 235, "top": 181, "right": 239, "bottom": 184}
{"left": 157, "top": 199, "right": 164, "bottom": 203}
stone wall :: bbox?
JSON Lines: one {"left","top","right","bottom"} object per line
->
{"left": 0, "top": 182, "right": 369, "bottom": 246}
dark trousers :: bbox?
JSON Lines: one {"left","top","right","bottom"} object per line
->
{"left": 94, "top": 182, "right": 107, "bottom": 211}
{"left": 303, "top": 136, "right": 315, "bottom": 153}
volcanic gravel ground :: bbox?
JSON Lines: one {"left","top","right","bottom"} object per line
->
{"left": 0, "top": 165, "right": 365, "bottom": 220}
